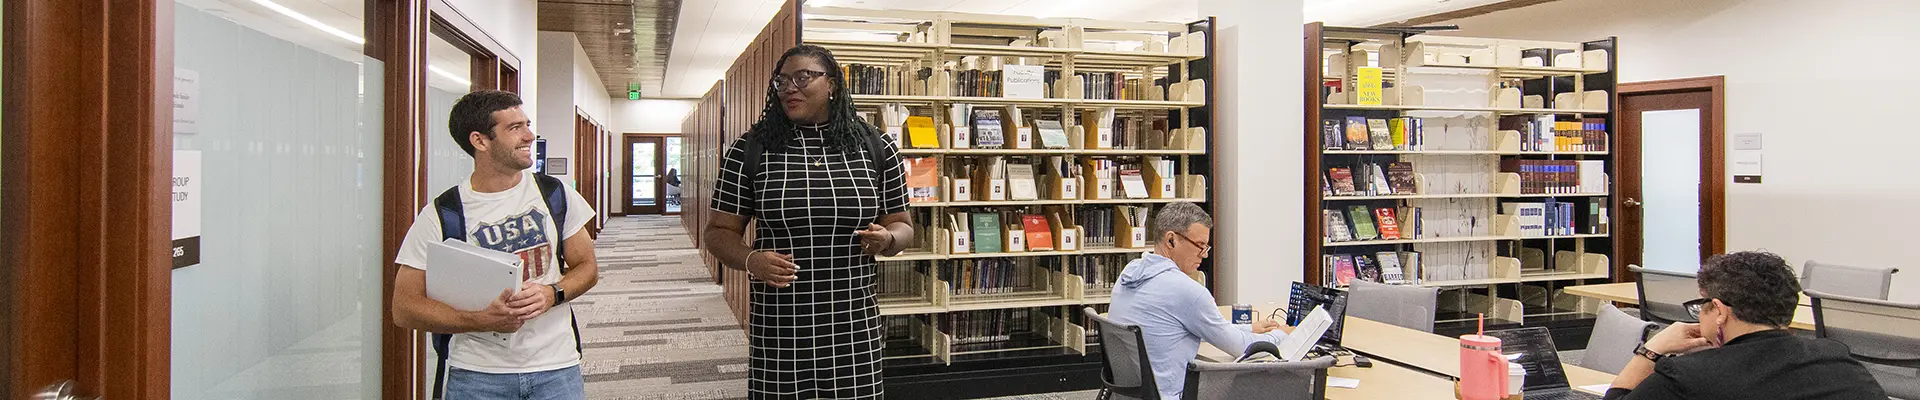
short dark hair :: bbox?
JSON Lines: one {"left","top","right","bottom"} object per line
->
{"left": 449, "top": 90, "right": 523, "bottom": 156}
{"left": 1697, "top": 251, "right": 1801, "bottom": 327}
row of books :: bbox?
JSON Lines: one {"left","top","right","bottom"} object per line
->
{"left": 1043, "top": 71, "right": 1157, "bottom": 100}
{"left": 952, "top": 68, "right": 1007, "bottom": 98}
{"left": 843, "top": 63, "right": 934, "bottom": 96}
{"left": 1501, "top": 201, "right": 1610, "bottom": 236}
{"left": 1321, "top": 251, "right": 1419, "bottom": 287}
{"left": 1070, "top": 254, "right": 1131, "bottom": 293}
{"left": 941, "top": 309, "right": 1033, "bottom": 345}
{"left": 1499, "top": 159, "right": 1606, "bottom": 194}
{"left": 1076, "top": 205, "right": 1150, "bottom": 249}
{"left": 955, "top": 211, "right": 1059, "bottom": 254}
{"left": 1325, "top": 162, "right": 1416, "bottom": 197}
{"left": 878, "top": 261, "right": 928, "bottom": 301}
{"left": 940, "top": 259, "right": 1040, "bottom": 296}
{"left": 1323, "top": 116, "right": 1426, "bottom": 151}
{"left": 931, "top": 156, "right": 1176, "bottom": 202}
{"left": 1502, "top": 115, "right": 1609, "bottom": 152}
{"left": 1324, "top": 205, "right": 1424, "bottom": 242}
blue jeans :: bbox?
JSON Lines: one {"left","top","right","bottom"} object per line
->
{"left": 443, "top": 365, "right": 586, "bottom": 400}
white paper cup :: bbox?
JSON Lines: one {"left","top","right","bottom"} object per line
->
{"left": 1508, "top": 362, "right": 1525, "bottom": 395}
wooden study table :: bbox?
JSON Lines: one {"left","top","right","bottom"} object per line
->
{"left": 1204, "top": 304, "right": 1614, "bottom": 396}
{"left": 1561, "top": 282, "right": 1817, "bottom": 330}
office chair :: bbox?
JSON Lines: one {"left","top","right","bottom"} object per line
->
{"left": 1805, "top": 290, "right": 1920, "bottom": 399}
{"left": 1578, "top": 303, "right": 1657, "bottom": 374}
{"left": 1630, "top": 264, "right": 1699, "bottom": 324}
{"left": 1801, "top": 260, "right": 1899, "bottom": 300}
{"left": 1182, "top": 356, "right": 1335, "bottom": 400}
{"left": 1347, "top": 279, "right": 1438, "bottom": 332}
{"left": 1086, "top": 307, "right": 1161, "bottom": 400}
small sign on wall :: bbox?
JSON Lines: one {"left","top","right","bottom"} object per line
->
{"left": 174, "top": 69, "right": 200, "bottom": 134}
{"left": 173, "top": 150, "right": 203, "bottom": 269}
{"left": 1733, "top": 132, "right": 1762, "bottom": 183}
{"left": 547, "top": 158, "right": 569, "bottom": 175}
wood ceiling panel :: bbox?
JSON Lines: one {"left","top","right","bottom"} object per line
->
{"left": 539, "top": 0, "right": 683, "bottom": 98}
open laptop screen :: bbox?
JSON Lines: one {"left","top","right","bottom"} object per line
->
{"left": 1486, "top": 327, "right": 1574, "bottom": 392}
{"left": 1288, "top": 282, "right": 1349, "bottom": 346}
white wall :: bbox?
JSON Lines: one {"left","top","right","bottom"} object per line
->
{"left": 535, "top": 31, "right": 618, "bottom": 184}
{"left": 1438, "top": 0, "right": 1920, "bottom": 302}
{"left": 446, "top": 0, "right": 540, "bottom": 135}
{"left": 1200, "top": 0, "right": 1306, "bottom": 306}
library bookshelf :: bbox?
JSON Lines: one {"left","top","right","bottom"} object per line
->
{"left": 686, "top": 5, "right": 1219, "bottom": 397}
{"left": 1303, "top": 23, "right": 1621, "bottom": 334}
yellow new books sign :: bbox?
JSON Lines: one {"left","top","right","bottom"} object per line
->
{"left": 1356, "top": 66, "right": 1383, "bottom": 105}
{"left": 905, "top": 115, "right": 939, "bottom": 148}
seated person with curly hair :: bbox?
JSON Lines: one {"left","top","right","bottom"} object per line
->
{"left": 1604, "top": 251, "right": 1885, "bottom": 400}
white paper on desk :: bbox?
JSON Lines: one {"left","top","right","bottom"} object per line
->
{"left": 1577, "top": 384, "right": 1611, "bottom": 395}
{"left": 1279, "top": 306, "right": 1333, "bottom": 361}
{"left": 427, "top": 238, "right": 524, "bottom": 311}
{"left": 1327, "top": 377, "right": 1360, "bottom": 389}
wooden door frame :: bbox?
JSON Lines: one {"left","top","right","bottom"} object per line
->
{"left": 574, "top": 110, "right": 605, "bottom": 237}
{"left": 622, "top": 134, "right": 677, "bottom": 215}
{"left": 2, "top": 0, "right": 173, "bottom": 398}
{"left": 1615, "top": 75, "right": 1726, "bottom": 280}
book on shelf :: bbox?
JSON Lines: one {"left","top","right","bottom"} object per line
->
{"left": 906, "top": 157, "right": 941, "bottom": 203}
{"left": 1355, "top": 66, "right": 1383, "bottom": 105}
{"left": 1343, "top": 116, "right": 1370, "bottom": 150}
{"left": 1004, "top": 214, "right": 1027, "bottom": 252}
{"left": 1590, "top": 202, "right": 1610, "bottom": 235}
{"left": 1078, "top": 206, "right": 1115, "bottom": 249}
{"left": 845, "top": 63, "right": 933, "bottom": 96}
{"left": 1366, "top": 119, "right": 1393, "bottom": 151}
{"left": 1023, "top": 214, "right": 1054, "bottom": 252}
{"left": 1501, "top": 202, "right": 1548, "bottom": 237}
{"left": 1117, "top": 205, "right": 1150, "bottom": 248}
{"left": 1008, "top": 162, "right": 1039, "bottom": 200}
{"left": 1355, "top": 254, "right": 1381, "bottom": 283}
{"left": 1398, "top": 251, "right": 1421, "bottom": 285}
{"left": 1347, "top": 205, "right": 1379, "bottom": 240}
{"left": 1333, "top": 254, "right": 1357, "bottom": 286}
{"left": 973, "top": 109, "right": 1006, "bottom": 148}
{"left": 1034, "top": 119, "right": 1071, "bottom": 149}
{"left": 1119, "top": 168, "right": 1148, "bottom": 199}
{"left": 1397, "top": 206, "right": 1423, "bottom": 239}
{"left": 1386, "top": 162, "right": 1416, "bottom": 194}
{"left": 878, "top": 103, "right": 909, "bottom": 148}
{"left": 1080, "top": 108, "right": 1116, "bottom": 150}
{"left": 1322, "top": 119, "right": 1345, "bottom": 150}
{"left": 1374, "top": 207, "right": 1402, "bottom": 240}
{"left": 972, "top": 213, "right": 1003, "bottom": 253}
{"left": 905, "top": 115, "right": 940, "bottom": 149}
{"left": 1325, "top": 209, "right": 1355, "bottom": 242}
{"left": 1328, "top": 167, "right": 1356, "bottom": 196}
{"left": 1376, "top": 252, "right": 1406, "bottom": 285}
{"left": 1366, "top": 163, "right": 1392, "bottom": 195}
{"left": 948, "top": 212, "right": 973, "bottom": 254}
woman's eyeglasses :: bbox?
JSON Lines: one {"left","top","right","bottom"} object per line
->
{"left": 1682, "top": 298, "right": 1714, "bottom": 319}
{"left": 772, "top": 70, "right": 828, "bottom": 92}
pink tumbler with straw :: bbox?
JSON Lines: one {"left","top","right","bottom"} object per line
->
{"left": 1459, "top": 314, "right": 1509, "bottom": 400}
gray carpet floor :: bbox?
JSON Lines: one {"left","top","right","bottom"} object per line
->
{"left": 581, "top": 215, "right": 1098, "bottom": 399}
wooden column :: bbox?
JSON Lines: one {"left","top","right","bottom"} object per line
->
{"left": 367, "top": 0, "right": 428, "bottom": 398}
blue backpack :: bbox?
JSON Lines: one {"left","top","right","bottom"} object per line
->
{"left": 428, "top": 173, "right": 583, "bottom": 398}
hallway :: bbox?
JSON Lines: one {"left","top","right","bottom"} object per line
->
{"left": 579, "top": 216, "right": 748, "bottom": 399}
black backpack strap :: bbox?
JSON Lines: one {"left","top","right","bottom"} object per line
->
{"left": 530, "top": 173, "right": 585, "bottom": 357}
{"left": 429, "top": 186, "right": 464, "bottom": 400}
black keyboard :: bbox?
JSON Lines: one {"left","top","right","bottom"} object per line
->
{"left": 1525, "top": 389, "right": 1601, "bottom": 400}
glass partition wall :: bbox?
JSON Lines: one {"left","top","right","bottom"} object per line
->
{"left": 169, "top": 0, "right": 383, "bottom": 398}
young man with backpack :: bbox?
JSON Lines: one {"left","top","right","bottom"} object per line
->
{"left": 392, "top": 90, "right": 600, "bottom": 399}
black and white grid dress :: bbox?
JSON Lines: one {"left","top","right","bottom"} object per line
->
{"left": 712, "top": 123, "right": 908, "bottom": 399}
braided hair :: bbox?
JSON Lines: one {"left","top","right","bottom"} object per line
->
{"left": 747, "top": 45, "right": 880, "bottom": 153}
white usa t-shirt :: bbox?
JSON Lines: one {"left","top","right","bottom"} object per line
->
{"left": 395, "top": 171, "right": 596, "bottom": 374}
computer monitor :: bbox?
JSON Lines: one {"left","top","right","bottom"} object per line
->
{"left": 1288, "top": 282, "right": 1349, "bottom": 347}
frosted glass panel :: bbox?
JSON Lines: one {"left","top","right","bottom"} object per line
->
{"left": 427, "top": 87, "right": 475, "bottom": 192}
{"left": 170, "top": 3, "right": 382, "bottom": 399}
{"left": 1640, "top": 109, "right": 1702, "bottom": 274}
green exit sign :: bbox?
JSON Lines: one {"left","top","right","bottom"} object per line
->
{"left": 628, "top": 90, "right": 640, "bottom": 100}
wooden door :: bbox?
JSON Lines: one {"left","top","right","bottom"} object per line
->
{"left": 2, "top": 0, "right": 172, "bottom": 398}
{"left": 1616, "top": 76, "right": 1726, "bottom": 278}
{"left": 624, "top": 136, "right": 667, "bottom": 215}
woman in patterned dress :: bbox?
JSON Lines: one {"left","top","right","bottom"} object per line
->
{"left": 702, "top": 45, "right": 915, "bottom": 399}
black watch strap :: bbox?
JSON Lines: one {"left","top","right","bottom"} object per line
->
{"left": 1633, "top": 344, "right": 1668, "bottom": 362}
{"left": 550, "top": 283, "right": 567, "bottom": 306}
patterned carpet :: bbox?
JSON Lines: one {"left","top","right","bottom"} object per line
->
{"left": 581, "top": 215, "right": 1098, "bottom": 400}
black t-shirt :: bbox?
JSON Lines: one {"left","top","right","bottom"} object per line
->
{"left": 1603, "top": 330, "right": 1887, "bottom": 400}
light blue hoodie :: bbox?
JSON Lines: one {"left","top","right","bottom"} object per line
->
{"left": 1109, "top": 251, "right": 1284, "bottom": 400}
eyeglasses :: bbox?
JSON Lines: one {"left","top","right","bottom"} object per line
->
{"left": 771, "top": 70, "right": 828, "bottom": 93}
{"left": 1171, "top": 232, "right": 1211, "bottom": 256}
{"left": 1683, "top": 297, "right": 1714, "bottom": 320}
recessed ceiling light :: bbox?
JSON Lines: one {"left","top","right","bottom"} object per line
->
{"left": 250, "top": 0, "right": 364, "bottom": 44}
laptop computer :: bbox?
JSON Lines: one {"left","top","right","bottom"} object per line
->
{"left": 1287, "top": 282, "right": 1351, "bottom": 355}
{"left": 1484, "top": 327, "right": 1603, "bottom": 400}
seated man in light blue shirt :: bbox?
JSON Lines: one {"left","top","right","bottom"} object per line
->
{"left": 1110, "top": 202, "right": 1285, "bottom": 399}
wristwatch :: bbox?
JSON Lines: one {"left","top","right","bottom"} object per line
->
{"left": 1633, "top": 344, "right": 1669, "bottom": 362}
{"left": 550, "top": 283, "right": 567, "bottom": 306}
